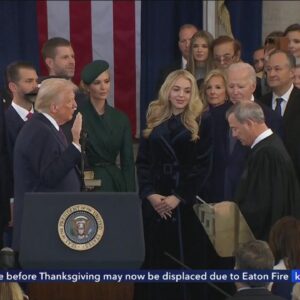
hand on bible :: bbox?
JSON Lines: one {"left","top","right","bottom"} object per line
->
{"left": 71, "top": 112, "right": 82, "bottom": 146}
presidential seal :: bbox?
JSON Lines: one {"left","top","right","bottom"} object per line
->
{"left": 58, "top": 204, "right": 104, "bottom": 251}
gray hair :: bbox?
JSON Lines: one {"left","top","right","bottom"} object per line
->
{"left": 35, "top": 78, "right": 77, "bottom": 113}
{"left": 268, "top": 50, "right": 296, "bottom": 68}
{"left": 235, "top": 240, "right": 274, "bottom": 287}
{"left": 227, "top": 62, "right": 257, "bottom": 85}
{"left": 226, "top": 101, "right": 265, "bottom": 124}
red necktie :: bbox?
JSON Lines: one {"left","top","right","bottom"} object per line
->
{"left": 58, "top": 128, "right": 68, "bottom": 146}
{"left": 26, "top": 112, "right": 33, "bottom": 120}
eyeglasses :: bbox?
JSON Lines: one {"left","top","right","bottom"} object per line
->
{"left": 214, "top": 54, "right": 235, "bottom": 63}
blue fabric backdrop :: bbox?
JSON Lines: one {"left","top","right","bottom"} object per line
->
{"left": 140, "top": 1, "right": 203, "bottom": 130}
{"left": 226, "top": 0, "right": 262, "bottom": 64}
{"left": 0, "top": 1, "right": 40, "bottom": 88}
{"left": 0, "top": 1, "right": 262, "bottom": 130}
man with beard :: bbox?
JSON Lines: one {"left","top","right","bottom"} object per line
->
{"left": 4, "top": 61, "right": 38, "bottom": 246}
{"left": 41, "top": 37, "right": 87, "bottom": 143}
{"left": 5, "top": 61, "right": 38, "bottom": 157}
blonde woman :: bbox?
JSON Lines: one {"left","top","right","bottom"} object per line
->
{"left": 201, "top": 69, "right": 228, "bottom": 108}
{"left": 136, "top": 69, "right": 212, "bottom": 299}
{"left": 0, "top": 282, "right": 28, "bottom": 300}
{"left": 201, "top": 69, "right": 231, "bottom": 202}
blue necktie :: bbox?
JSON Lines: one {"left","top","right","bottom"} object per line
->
{"left": 274, "top": 97, "right": 283, "bottom": 116}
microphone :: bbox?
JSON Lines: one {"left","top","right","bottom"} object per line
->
{"left": 79, "top": 118, "right": 88, "bottom": 191}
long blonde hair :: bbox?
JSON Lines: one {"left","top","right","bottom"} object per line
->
{"left": 186, "top": 30, "right": 214, "bottom": 78}
{"left": 0, "top": 283, "right": 25, "bottom": 300}
{"left": 143, "top": 69, "right": 203, "bottom": 141}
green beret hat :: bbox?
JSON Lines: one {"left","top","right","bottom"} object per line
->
{"left": 81, "top": 60, "right": 109, "bottom": 85}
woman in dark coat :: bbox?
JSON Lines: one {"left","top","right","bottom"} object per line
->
{"left": 136, "top": 69, "right": 213, "bottom": 300}
{"left": 201, "top": 69, "right": 232, "bottom": 202}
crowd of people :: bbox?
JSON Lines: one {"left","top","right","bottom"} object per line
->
{"left": 1, "top": 21, "right": 300, "bottom": 300}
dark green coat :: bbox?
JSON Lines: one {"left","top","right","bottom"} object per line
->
{"left": 80, "top": 101, "right": 135, "bottom": 192}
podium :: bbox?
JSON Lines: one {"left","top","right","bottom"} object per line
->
{"left": 19, "top": 192, "right": 145, "bottom": 300}
{"left": 20, "top": 192, "right": 144, "bottom": 269}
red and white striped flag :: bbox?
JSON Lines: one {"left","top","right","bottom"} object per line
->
{"left": 37, "top": 0, "right": 141, "bottom": 136}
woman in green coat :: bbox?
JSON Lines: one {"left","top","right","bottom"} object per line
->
{"left": 80, "top": 60, "right": 135, "bottom": 192}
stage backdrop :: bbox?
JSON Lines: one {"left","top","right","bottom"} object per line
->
{"left": 0, "top": 0, "right": 262, "bottom": 137}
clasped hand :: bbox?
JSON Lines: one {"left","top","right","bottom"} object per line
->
{"left": 147, "top": 194, "right": 180, "bottom": 219}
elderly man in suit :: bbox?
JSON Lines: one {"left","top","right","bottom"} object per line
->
{"left": 13, "top": 78, "right": 82, "bottom": 251}
{"left": 260, "top": 50, "right": 300, "bottom": 182}
{"left": 227, "top": 102, "right": 300, "bottom": 240}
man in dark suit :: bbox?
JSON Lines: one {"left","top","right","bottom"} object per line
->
{"left": 227, "top": 240, "right": 286, "bottom": 300}
{"left": 156, "top": 24, "right": 198, "bottom": 92}
{"left": 260, "top": 50, "right": 300, "bottom": 182}
{"left": 227, "top": 102, "right": 300, "bottom": 240}
{"left": 13, "top": 78, "right": 82, "bottom": 251}
{"left": 4, "top": 61, "right": 38, "bottom": 243}
{"left": 41, "top": 37, "right": 87, "bottom": 143}
{"left": 5, "top": 61, "right": 38, "bottom": 162}
{"left": 223, "top": 62, "right": 283, "bottom": 200}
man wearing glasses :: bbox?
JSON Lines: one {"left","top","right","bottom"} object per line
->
{"left": 212, "top": 35, "right": 261, "bottom": 98}
{"left": 212, "top": 35, "right": 241, "bottom": 70}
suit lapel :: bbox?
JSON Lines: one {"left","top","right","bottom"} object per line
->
{"left": 37, "top": 114, "right": 66, "bottom": 149}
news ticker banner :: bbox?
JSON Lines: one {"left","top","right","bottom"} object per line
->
{"left": 0, "top": 270, "right": 300, "bottom": 283}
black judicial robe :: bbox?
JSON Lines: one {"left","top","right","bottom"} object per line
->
{"left": 235, "top": 133, "right": 300, "bottom": 241}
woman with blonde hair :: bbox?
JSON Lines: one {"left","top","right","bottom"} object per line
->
{"left": 201, "top": 69, "right": 231, "bottom": 202}
{"left": 136, "top": 69, "right": 212, "bottom": 300}
{"left": 201, "top": 68, "right": 228, "bottom": 108}
{"left": 186, "top": 30, "right": 214, "bottom": 88}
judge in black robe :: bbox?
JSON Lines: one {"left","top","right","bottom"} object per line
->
{"left": 227, "top": 102, "right": 300, "bottom": 241}
{"left": 235, "top": 133, "right": 300, "bottom": 240}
